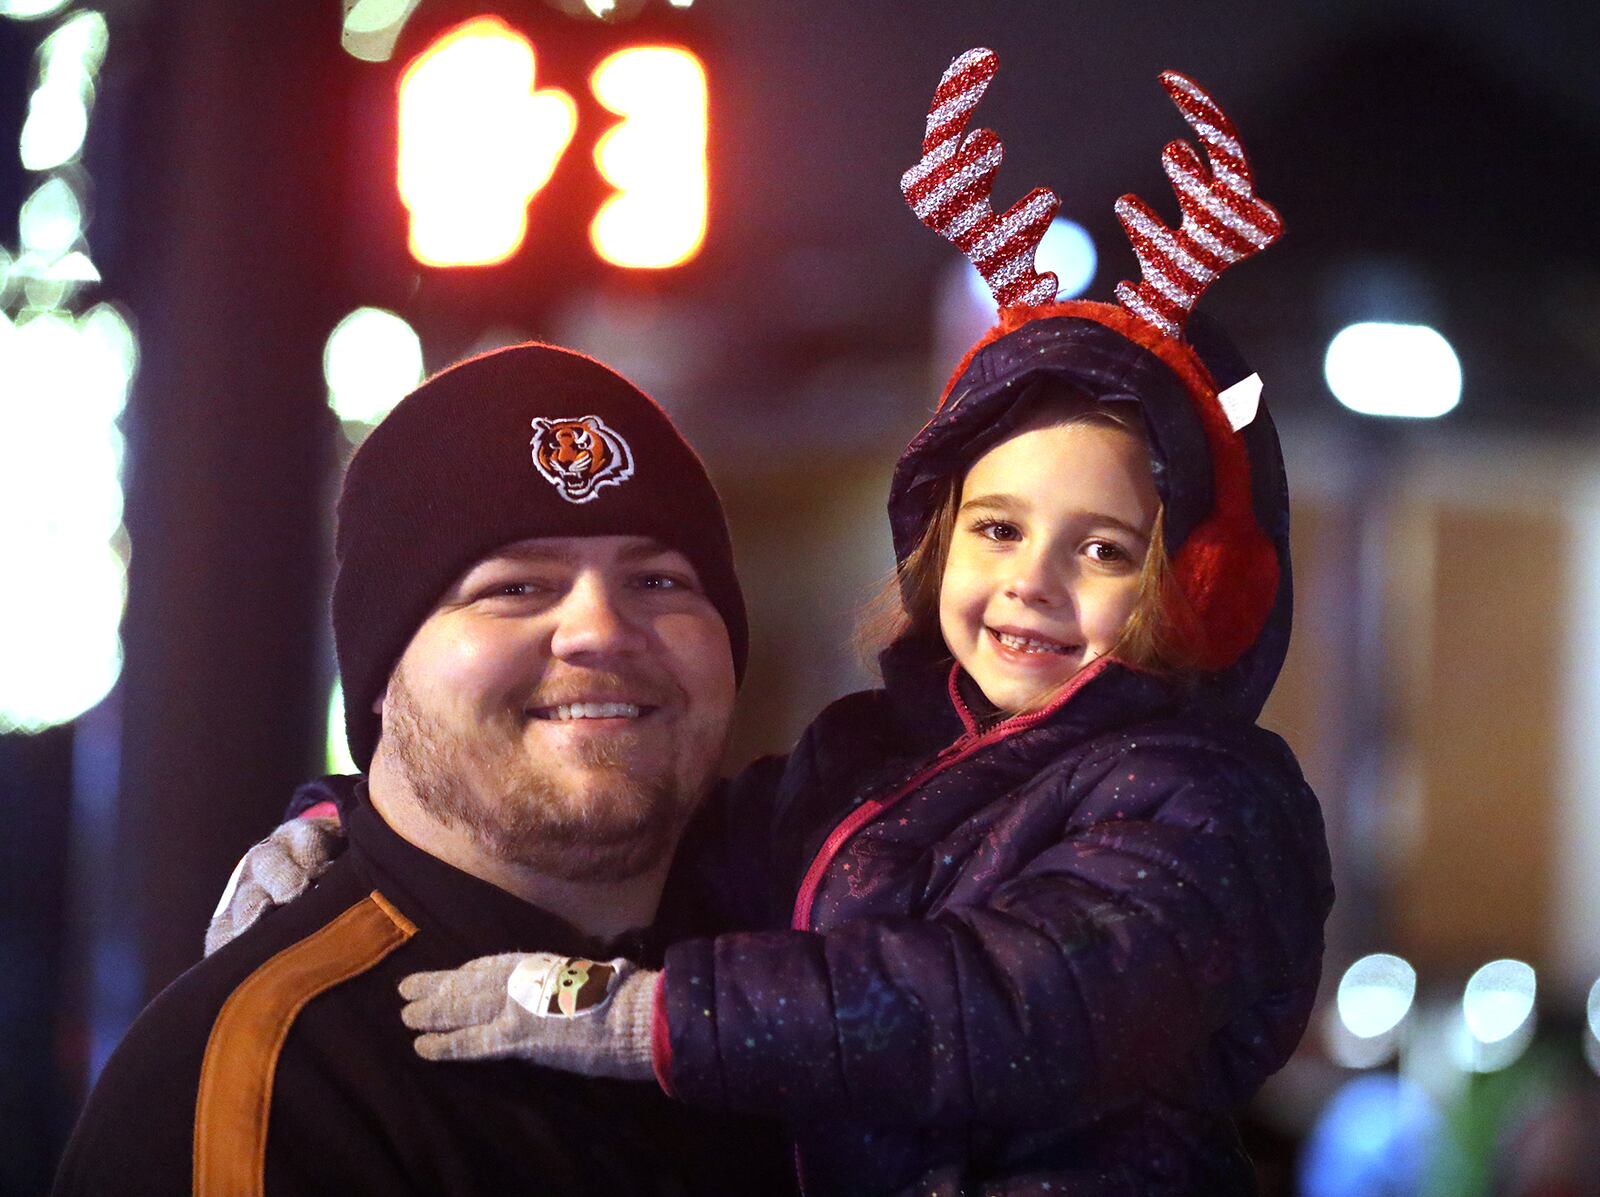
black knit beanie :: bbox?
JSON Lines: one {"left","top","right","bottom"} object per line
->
{"left": 333, "top": 342, "right": 747, "bottom": 769}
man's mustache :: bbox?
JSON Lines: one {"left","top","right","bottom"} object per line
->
{"left": 522, "top": 671, "right": 678, "bottom": 712}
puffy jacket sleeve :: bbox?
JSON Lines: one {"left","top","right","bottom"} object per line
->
{"left": 659, "top": 741, "right": 1332, "bottom": 1126}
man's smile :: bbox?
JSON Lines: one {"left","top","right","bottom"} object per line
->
{"left": 527, "top": 702, "right": 657, "bottom": 722}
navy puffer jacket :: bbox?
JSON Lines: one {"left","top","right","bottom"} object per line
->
{"left": 660, "top": 313, "right": 1333, "bottom": 1196}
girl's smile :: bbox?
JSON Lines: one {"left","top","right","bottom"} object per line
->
{"left": 938, "top": 411, "right": 1159, "bottom": 714}
{"left": 986, "top": 625, "right": 1080, "bottom": 657}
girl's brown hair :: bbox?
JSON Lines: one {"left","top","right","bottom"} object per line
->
{"left": 857, "top": 403, "right": 1206, "bottom": 686}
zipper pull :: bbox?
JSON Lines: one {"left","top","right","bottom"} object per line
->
{"left": 934, "top": 729, "right": 979, "bottom": 764}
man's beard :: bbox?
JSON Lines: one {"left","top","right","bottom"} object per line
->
{"left": 383, "top": 668, "right": 698, "bottom": 882}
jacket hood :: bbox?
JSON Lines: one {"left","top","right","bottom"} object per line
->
{"left": 887, "top": 303, "right": 1292, "bottom": 723}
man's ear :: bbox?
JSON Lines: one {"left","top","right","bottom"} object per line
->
{"left": 372, "top": 687, "right": 386, "bottom": 716}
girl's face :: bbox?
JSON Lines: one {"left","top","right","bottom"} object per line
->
{"left": 938, "top": 417, "right": 1160, "bottom": 714}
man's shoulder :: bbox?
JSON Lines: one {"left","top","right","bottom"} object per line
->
{"left": 53, "top": 857, "right": 412, "bottom": 1196}
{"left": 154, "top": 851, "right": 398, "bottom": 1055}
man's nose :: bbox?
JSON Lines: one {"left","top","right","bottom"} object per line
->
{"left": 548, "top": 574, "right": 648, "bottom": 661}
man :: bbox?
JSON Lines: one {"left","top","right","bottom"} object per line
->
{"left": 53, "top": 344, "right": 792, "bottom": 1195}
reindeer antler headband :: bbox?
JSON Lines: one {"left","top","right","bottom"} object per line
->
{"left": 900, "top": 48, "right": 1061, "bottom": 309}
{"left": 901, "top": 49, "right": 1282, "bottom": 340}
{"left": 900, "top": 50, "right": 1284, "bottom": 673}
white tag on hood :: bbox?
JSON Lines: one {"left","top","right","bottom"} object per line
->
{"left": 1217, "top": 372, "right": 1262, "bottom": 432}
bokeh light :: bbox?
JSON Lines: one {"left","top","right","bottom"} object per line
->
{"left": 398, "top": 17, "right": 577, "bottom": 267}
{"left": 1462, "top": 959, "right": 1537, "bottom": 1044}
{"left": 0, "top": 305, "right": 137, "bottom": 732}
{"left": 326, "top": 681, "right": 357, "bottom": 776}
{"left": 18, "top": 176, "right": 83, "bottom": 259}
{"left": 1585, "top": 976, "right": 1600, "bottom": 1077}
{"left": 589, "top": 46, "right": 708, "bottom": 269}
{"left": 1323, "top": 954, "right": 1413, "bottom": 1070}
{"left": 34, "top": 248, "right": 99, "bottom": 282}
{"left": 1456, "top": 958, "right": 1537, "bottom": 1073}
{"left": 19, "top": 11, "right": 108, "bottom": 170}
{"left": 0, "top": 0, "right": 72, "bottom": 19}
{"left": 1299, "top": 1073, "right": 1441, "bottom": 1197}
{"left": 1337, "top": 953, "right": 1417, "bottom": 1039}
{"left": 965, "top": 217, "right": 1097, "bottom": 310}
{"left": 324, "top": 307, "right": 424, "bottom": 427}
{"left": 341, "top": 0, "right": 422, "bottom": 63}
{"left": 20, "top": 67, "right": 87, "bottom": 171}
{"left": 1323, "top": 321, "right": 1462, "bottom": 419}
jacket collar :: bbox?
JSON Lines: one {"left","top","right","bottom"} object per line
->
{"left": 344, "top": 787, "right": 666, "bottom": 965}
{"left": 882, "top": 636, "right": 1184, "bottom": 758}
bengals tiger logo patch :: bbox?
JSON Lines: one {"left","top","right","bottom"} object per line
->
{"left": 530, "top": 415, "right": 635, "bottom": 504}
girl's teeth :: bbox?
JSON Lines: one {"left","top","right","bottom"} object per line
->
{"left": 550, "top": 702, "right": 641, "bottom": 721}
{"left": 994, "top": 630, "right": 1069, "bottom": 655}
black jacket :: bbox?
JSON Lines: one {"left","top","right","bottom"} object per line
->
{"left": 54, "top": 791, "right": 793, "bottom": 1196}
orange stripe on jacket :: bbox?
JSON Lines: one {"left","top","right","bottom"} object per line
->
{"left": 191, "top": 891, "right": 417, "bottom": 1197}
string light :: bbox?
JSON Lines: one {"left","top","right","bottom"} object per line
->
{"left": 1, "top": 8, "right": 135, "bottom": 734}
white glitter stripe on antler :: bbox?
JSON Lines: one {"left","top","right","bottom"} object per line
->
{"left": 901, "top": 48, "right": 1060, "bottom": 310}
{"left": 1114, "top": 70, "right": 1283, "bottom": 338}
{"left": 1115, "top": 202, "right": 1217, "bottom": 287}
{"left": 969, "top": 190, "right": 1059, "bottom": 265}
{"left": 1173, "top": 163, "right": 1274, "bottom": 249}
{"left": 911, "top": 141, "right": 1003, "bottom": 220}
{"left": 1119, "top": 288, "right": 1180, "bottom": 338}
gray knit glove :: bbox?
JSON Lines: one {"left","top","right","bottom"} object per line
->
{"left": 399, "top": 952, "right": 658, "bottom": 1082}
{"left": 203, "top": 815, "right": 344, "bottom": 956}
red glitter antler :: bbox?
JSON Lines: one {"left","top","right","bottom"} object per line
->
{"left": 1114, "top": 72, "right": 1283, "bottom": 338}
{"left": 901, "top": 48, "right": 1060, "bottom": 309}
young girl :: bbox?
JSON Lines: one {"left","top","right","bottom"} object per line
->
{"left": 226, "top": 52, "right": 1333, "bottom": 1194}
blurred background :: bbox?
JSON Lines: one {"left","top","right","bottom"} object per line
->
{"left": 3, "top": 0, "right": 1599, "bottom": 1192}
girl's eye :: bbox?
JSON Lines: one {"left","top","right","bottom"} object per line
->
{"left": 972, "top": 519, "right": 1021, "bottom": 543}
{"left": 1085, "top": 541, "right": 1131, "bottom": 564}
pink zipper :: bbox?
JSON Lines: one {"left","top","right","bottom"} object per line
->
{"left": 788, "top": 657, "right": 1112, "bottom": 931}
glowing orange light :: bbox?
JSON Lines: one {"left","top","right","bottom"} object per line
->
{"left": 589, "top": 46, "right": 708, "bottom": 269}
{"left": 397, "top": 16, "right": 576, "bottom": 267}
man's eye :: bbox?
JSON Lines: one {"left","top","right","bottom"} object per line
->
{"left": 636, "top": 573, "right": 688, "bottom": 591}
{"left": 478, "top": 579, "right": 549, "bottom": 600}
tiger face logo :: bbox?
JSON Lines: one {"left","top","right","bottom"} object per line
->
{"left": 529, "top": 415, "right": 635, "bottom": 504}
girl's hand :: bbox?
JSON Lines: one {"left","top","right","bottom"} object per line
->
{"left": 203, "top": 808, "right": 344, "bottom": 956}
{"left": 399, "top": 953, "right": 658, "bottom": 1082}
